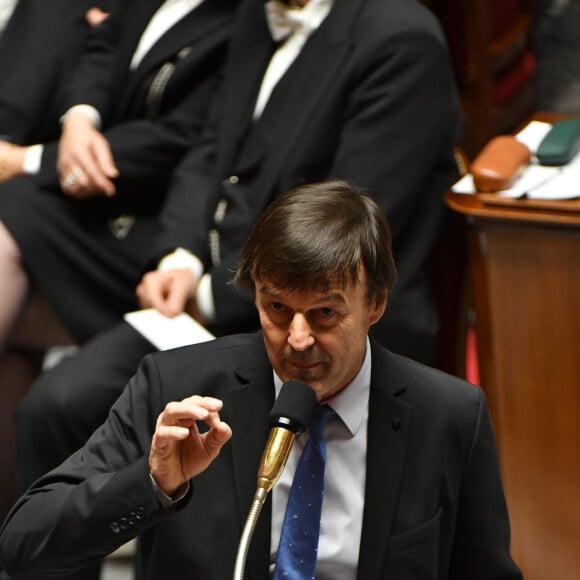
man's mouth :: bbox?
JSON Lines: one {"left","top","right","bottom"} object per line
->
{"left": 288, "top": 359, "right": 319, "bottom": 370}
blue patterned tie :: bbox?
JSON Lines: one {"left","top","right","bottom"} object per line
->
{"left": 273, "top": 404, "right": 331, "bottom": 580}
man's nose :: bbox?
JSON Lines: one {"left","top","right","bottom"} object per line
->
{"left": 287, "top": 313, "right": 315, "bottom": 351}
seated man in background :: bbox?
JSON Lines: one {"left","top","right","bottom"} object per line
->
{"left": 0, "top": 0, "right": 235, "bottom": 528}
{"left": 0, "top": 181, "right": 522, "bottom": 580}
{"left": 13, "top": 0, "right": 462, "bottom": 545}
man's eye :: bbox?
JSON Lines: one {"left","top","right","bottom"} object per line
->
{"left": 318, "top": 307, "right": 336, "bottom": 318}
{"left": 270, "top": 302, "right": 285, "bottom": 312}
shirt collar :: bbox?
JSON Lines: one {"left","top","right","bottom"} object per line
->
{"left": 273, "top": 336, "right": 371, "bottom": 437}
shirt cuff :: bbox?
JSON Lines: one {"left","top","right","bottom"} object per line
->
{"left": 157, "top": 247, "right": 204, "bottom": 280}
{"left": 61, "top": 104, "right": 102, "bottom": 129}
{"left": 149, "top": 473, "right": 190, "bottom": 510}
{"left": 196, "top": 273, "right": 216, "bottom": 323}
{"left": 23, "top": 144, "right": 43, "bottom": 175}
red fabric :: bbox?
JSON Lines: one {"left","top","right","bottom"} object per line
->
{"left": 493, "top": 50, "right": 535, "bottom": 104}
{"left": 466, "top": 327, "right": 480, "bottom": 385}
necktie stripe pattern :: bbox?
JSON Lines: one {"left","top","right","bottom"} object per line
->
{"left": 273, "top": 404, "right": 331, "bottom": 580}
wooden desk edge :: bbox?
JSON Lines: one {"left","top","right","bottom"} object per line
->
{"left": 446, "top": 191, "right": 580, "bottom": 227}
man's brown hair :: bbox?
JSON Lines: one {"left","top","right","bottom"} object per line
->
{"left": 234, "top": 180, "right": 397, "bottom": 303}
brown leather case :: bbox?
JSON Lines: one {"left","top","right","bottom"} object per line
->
{"left": 470, "top": 135, "right": 531, "bottom": 192}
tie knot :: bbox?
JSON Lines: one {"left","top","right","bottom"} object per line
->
{"left": 308, "top": 404, "right": 331, "bottom": 440}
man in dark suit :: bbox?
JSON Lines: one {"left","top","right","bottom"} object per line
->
{"left": 0, "top": 0, "right": 235, "bottom": 540}
{"left": 0, "top": 181, "right": 521, "bottom": 580}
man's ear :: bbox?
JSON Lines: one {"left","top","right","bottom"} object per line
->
{"left": 368, "top": 292, "right": 387, "bottom": 326}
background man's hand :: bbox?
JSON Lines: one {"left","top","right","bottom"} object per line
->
{"left": 58, "top": 110, "right": 118, "bottom": 198}
{"left": 136, "top": 268, "right": 197, "bottom": 318}
{"left": 0, "top": 141, "right": 27, "bottom": 182}
{"left": 149, "top": 395, "right": 232, "bottom": 496}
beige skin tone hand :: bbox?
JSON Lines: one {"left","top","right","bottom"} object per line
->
{"left": 136, "top": 268, "right": 206, "bottom": 324}
{"left": 57, "top": 110, "right": 119, "bottom": 198}
{"left": 0, "top": 141, "right": 28, "bottom": 182}
{"left": 149, "top": 395, "right": 232, "bottom": 496}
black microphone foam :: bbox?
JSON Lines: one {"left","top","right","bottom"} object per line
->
{"left": 269, "top": 380, "right": 317, "bottom": 435}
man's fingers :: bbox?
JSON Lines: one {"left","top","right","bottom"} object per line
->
{"left": 156, "top": 396, "right": 223, "bottom": 428}
{"left": 203, "top": 420, "right": 232, "bottom": 455}
{"left": 153, "top": 425, "right": 192, "bottom": 448}
{"left": 136, "top": 269, "right": 195, "bottom": 317}
{"left": 92, "top": 139, "right": 118, "bottom": 195}
{"left": 93, "top": 141, "right": 118, "bottom": 179}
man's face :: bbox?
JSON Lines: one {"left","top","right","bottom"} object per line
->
{"left": 255, "top": 268, "right": 386, "bottom": 401}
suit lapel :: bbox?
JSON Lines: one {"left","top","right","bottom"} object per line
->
{"left": 216, "top": 0, "right": 276, "bottom": 173}
{"left": 357, "top": 344, "right": 413, "bottom": 580}
{"left": 216, "top": 0, "right": 367, "bottom": 176}
{"left": 136, "top": 0, "right": 231, "bottom": 73}
{"left": 227, "top": 333, "right": 276, "bottom": 580}
{"left": 247, "top": 0, "right": 365, "bottom": 192}
{"left": 117, "top": 0, "right": 232, "bottom": 117}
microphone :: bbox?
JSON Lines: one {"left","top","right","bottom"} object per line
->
{"left": 233, "top": 380, "right": 317, "bottom": 580}
{"left": 257, "top": 380, "right": 318, "bottom": 493}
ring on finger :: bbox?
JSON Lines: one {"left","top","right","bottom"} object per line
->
{"left": 62, "top": 167, "right": 84, "bottom": 189}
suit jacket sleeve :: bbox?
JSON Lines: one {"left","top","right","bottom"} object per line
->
{"left": 59, "top": 4, "right": 123, "bottom": 120}
{"left": 0, "top": 355, "right": 176, "bottom": 578}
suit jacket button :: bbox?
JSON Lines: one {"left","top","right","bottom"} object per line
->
{"left": 128, "top": 512, "right": 136, "bottom": 525}
{"left": 224, "top": 175, "right": 239, "bottom": 185}
{"left": 135, "top": 507, "right": 145, "bottom": 519}
{"left": 110, "top": 522, "right": 121, "bottom": 534}
{"left": 119, "top": 517, "right": 128, "bottom": 530}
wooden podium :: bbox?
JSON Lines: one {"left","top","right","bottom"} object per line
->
{"left": 447, "top": 179, "right": 580, "bottom": 579}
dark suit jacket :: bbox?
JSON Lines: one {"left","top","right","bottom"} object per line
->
{"left": 0, "top": 333, "right": 522, "bottom": 580}
{"left": 154, "top": 0, "right": 462, "bottom": 363}
{"left": 33, "top": 0, "right": 236, "bottom": 202}
{"left": 0, "top": 0, "right": 116, "bottom": 144}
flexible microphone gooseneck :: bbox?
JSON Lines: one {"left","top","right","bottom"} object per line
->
{"left": 232, "top": 380, "right": 317, "bottom": 580}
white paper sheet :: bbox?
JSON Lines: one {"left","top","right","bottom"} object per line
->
{"left": 124, "top": 309, "right": 215, "bottom": 351}
{"left": 514, "top": 120, "right": 553, "bottom": 154}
